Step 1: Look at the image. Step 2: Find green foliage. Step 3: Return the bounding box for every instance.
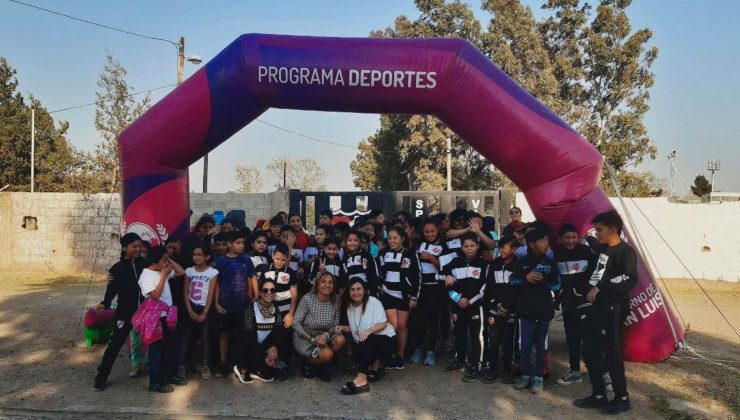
[353,0,659,195]
[0,57,84,192]
[92,54,151,192]
[602,170,664,197]
[690,175,711,197]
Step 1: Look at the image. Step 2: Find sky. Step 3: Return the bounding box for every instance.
[1,0,738,194]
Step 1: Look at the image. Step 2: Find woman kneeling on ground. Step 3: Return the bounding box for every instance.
[336,279,397,395]
[235,278,291,383]
[292,272,346,381]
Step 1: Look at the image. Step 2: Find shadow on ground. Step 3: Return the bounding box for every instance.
[0,273,737,419]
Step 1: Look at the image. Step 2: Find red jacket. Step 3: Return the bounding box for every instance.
[295,230,310,251]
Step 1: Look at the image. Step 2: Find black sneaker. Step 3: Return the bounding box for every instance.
[275,368,289,382]
[483,368,497,384]
[573,395,609,409]
[169,375,188,386]
[462,368,481,382]
[317,364,333,382]
[502,369,514,383]
[250,370,274,382]
[445,360,466,372]
[93,378,108,391]
[602,397,631,415]
[148,383,174,393]
[233,366,253,384]
[213,365,225,378]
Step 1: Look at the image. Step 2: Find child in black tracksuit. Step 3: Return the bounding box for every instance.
[410,218,449,366]
[93,232,145,391]
[306,238,347,293]
[483,235,519,384]
[574,211,638,415]
[511,229,560,393]
[554,224,597,385]
[442,232,487,382]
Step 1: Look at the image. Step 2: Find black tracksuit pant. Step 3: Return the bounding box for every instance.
[95,318,132,382]
[563,307,584,372]
[486,314,515,375]
[453,305,484,370]
[413,284,446,352]
[582,303,630,398]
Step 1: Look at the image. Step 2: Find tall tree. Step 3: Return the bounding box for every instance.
[690,175,711,197]
[266,156,327,191]
[0,58,83,192]
[353,0,660,197]
[233,164,264,193]
[93,54,151,192]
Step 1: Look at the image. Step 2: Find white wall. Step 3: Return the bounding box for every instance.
[515,193,740,281]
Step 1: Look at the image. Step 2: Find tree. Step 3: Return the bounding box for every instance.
[690,175,711,197]
[93,54,151,192]
[0,58,83,192]
[266,157,327,191]
[233,164,263,193]
[353,0,659,196]
[602,170,664,197]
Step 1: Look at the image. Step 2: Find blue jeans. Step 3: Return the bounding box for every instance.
[147,318,179,386]
[518,319,550,377]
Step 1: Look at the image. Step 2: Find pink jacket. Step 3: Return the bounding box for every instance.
[132,298,177,345]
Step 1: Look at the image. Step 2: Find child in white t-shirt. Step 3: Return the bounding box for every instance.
[138,246,186,393]
[181,245,219,379]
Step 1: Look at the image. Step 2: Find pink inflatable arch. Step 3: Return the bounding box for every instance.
[119,34,683,362]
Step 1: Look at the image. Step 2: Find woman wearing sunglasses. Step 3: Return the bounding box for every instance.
[234,279,290,383]
[502,206,524,236]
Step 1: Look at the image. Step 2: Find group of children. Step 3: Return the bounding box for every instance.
[92,207,637,415]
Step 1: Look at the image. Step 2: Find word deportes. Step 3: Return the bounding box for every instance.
[257,66,437,89]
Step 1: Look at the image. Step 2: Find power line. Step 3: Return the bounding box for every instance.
[48,84,176,114]
[6,0,177,46]
[254,119,359,150]
[627,197,740,340]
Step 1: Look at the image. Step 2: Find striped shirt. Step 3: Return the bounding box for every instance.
[307,253,347,290]
[249,251,272,279]
[417,241,447,285]
[343,249,380,294]
[378,248,421,300]
[260,264,297,314]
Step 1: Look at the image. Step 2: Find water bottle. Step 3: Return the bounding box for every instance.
[448,290,462,303]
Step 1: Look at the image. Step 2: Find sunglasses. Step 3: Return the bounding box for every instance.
[261,288,275,294]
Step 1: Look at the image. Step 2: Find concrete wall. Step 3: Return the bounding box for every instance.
[515,193,740,281]
[0,192,122,272]
[0,190,290,272]
[189,189,290,228]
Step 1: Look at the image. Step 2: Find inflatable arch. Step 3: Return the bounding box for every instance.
[119,34,684,362]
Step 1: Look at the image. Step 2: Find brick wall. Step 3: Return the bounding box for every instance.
[515,193,740,281]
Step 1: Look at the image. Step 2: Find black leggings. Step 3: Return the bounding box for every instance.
[351,334,396,374]
[240,332,292,375]
[413,284,446,352]
[582,304,630,398]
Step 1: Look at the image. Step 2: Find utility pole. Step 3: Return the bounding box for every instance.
[283,161,287,188]
[446,137,452,191]
[707,160,720,193]
[667,150,677,198]
[173,36,205,192]
[30,108,35,193]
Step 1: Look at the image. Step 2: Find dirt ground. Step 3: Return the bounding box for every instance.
[0,270,737,419]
